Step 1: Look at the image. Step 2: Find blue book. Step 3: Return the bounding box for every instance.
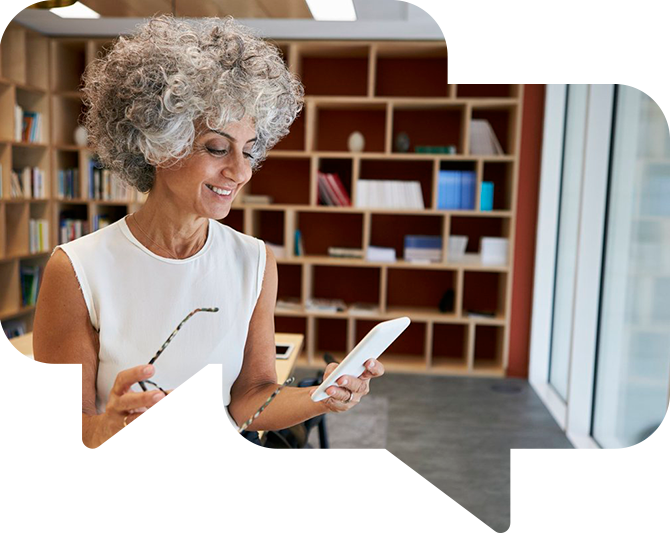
[481,181,494,211]
[460,170,476,210]
[438,170,461,210]
[404,235,443,249]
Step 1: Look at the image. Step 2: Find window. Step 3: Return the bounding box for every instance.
[592,0,670,514]
[549,31,591,400]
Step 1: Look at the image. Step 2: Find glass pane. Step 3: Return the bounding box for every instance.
[548,85,589,401]
[592,86,670,448]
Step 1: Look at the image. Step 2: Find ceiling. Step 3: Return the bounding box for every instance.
[12,0,444,40]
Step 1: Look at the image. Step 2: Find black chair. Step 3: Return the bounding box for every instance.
[264,354,337,533]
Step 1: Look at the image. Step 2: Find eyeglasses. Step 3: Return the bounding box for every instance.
[139,307,293,459]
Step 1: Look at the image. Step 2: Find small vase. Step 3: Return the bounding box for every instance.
[74,125,88,147]
[347,131,365,153]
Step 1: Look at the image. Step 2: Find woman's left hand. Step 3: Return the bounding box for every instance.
[321,358,385,413]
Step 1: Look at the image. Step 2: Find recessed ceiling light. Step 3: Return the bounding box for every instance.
[49,1,101,19]
[306,0,357,21]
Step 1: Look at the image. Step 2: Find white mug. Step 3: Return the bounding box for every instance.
[0,358,23,391]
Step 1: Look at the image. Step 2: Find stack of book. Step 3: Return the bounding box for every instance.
[20,264,43,306]
[318,171,351,207]
[60,218,89,244]
[3,320,26,339]
[404,235,443,263]
[10,167,46,198]
[366,246,396,263]
[305,298,347,313]
[355,180,424,209]
[469,119,504,155]
[57,168,80,199]
[437,170,476,210]
[328,247,364,259]
[14,105,43,143]
[275,297,302,312]
[89,158,135,201]
[29,218,49,253]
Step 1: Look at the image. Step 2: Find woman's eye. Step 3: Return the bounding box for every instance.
[243,152,254,160]
[206,147,227,155]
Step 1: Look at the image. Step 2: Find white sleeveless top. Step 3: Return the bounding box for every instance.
[54,215,266,422]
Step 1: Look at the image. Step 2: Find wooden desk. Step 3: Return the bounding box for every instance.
[0,333,303,533]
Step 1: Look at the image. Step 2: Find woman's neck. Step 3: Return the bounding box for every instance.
[127,191,209,260]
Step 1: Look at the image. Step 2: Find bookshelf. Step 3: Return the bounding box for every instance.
[0,25,523,378]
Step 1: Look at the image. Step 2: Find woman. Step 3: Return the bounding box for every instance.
[33,15,384,448]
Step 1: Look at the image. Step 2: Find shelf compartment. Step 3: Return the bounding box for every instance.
[1,24,26,84]
[273,109,305,151]
[252,209,285,249]
[318,158,353,206]
[360,159,433,208]
[58,203,89,244]
[0,83,14,141]
[462,271,507,319]
[277,263,302,303]
[356,318,427,365]
[0,260,20,316]
[51,40,87,92]
[54,150,82,200]
[392,104,465,154]
[297,44,369,97]
[218,208,244,233]
[375,44,448,98]
[456,46,521,98]
[449,216,509,256]
[314,103,386,153]
[25,32,49,90]
[312,265,380,306]
[297,211,364,257]
[16,88,49,144]
[248,157,310,205]
[482,161,514,211]
[370,213,443,261]
[315,316,348,356]
[471,106,518,156]
[431,323,469,369]
[51,95,85,146]
[5,203,29,256]
[387,267,456,314]
[472,324,505,372]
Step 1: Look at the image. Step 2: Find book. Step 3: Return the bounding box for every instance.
[404,235,443,262]
[437,170,476,210]
[29,219,50,253]
[275,297,302,312]
[481,181,494,211]
[366,246,396,263]
[325,173,352,206]
[14,105,23,142]
[294,229,304,256]
[20,265,42,306]
[241,194,273,205]
[355,180,424,209]
[469,119,504,155]
[349,302,380,316]
[305,298,347,313]
[328,247,364,259]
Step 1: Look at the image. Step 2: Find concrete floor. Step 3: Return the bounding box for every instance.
[293,368,573,532]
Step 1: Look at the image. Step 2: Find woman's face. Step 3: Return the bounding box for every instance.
[157,116,257,220]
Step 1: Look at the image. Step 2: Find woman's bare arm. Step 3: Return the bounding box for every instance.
[230,244,385,432]
[33,249,163,448]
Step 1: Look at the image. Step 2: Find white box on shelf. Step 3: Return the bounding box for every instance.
[447,235,468,262]
[480,237,509,266]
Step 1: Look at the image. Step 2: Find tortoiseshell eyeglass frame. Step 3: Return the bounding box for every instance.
[138,307,294,459]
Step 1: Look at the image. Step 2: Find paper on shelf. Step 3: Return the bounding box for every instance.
[0,355,42,396]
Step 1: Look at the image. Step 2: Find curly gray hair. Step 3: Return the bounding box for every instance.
[81,15,304,193]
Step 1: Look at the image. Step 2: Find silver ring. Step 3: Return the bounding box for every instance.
[345,390,354,404]
[123,415,140,431]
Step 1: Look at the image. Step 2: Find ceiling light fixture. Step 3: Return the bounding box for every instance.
[0,0,77,9]
[305,0,357,21]
[50,2,101,19]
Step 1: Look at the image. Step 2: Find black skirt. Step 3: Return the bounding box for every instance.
[78,432,294,533]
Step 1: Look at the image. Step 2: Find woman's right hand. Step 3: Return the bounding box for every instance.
[104,364,167,431]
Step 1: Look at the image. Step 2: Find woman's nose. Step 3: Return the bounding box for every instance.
[222,152,252,183]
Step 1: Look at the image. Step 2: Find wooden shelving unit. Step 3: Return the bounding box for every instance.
[0,26,523,377]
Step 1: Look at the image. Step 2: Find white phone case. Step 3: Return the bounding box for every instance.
[310,316,411,402]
